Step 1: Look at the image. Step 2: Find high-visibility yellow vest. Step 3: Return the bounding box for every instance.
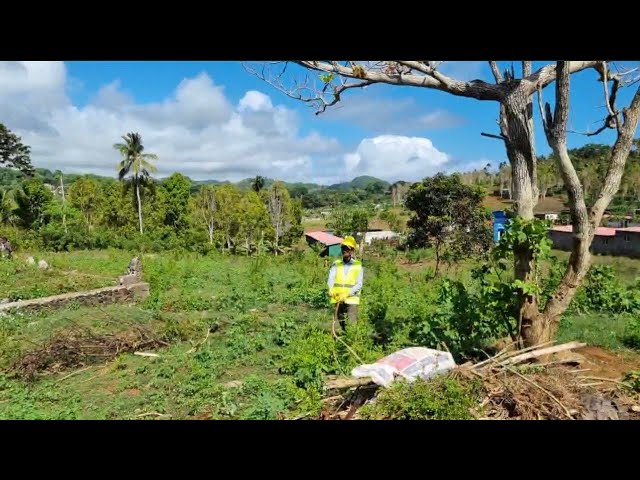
[330,259,362,305]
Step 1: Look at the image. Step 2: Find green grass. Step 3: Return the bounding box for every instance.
[557,313,634,350]
[0,250,344,419]
[1,247,639,420]
[553,250,640,284]
[0,249,130,301]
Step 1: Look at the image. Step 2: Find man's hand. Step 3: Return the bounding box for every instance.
[336,293,347,303]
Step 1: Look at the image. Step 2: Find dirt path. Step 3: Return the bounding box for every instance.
[576,346,640,379]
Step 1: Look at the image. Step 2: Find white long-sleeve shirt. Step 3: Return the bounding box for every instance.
[327,258,364,296]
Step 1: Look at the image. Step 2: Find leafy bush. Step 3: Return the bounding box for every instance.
[359,376,481,420]
[279,325,337,391]
[621,316,640,350]
[237,376,299,420]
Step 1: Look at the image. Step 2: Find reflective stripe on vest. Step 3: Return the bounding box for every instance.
[330,259,362,305]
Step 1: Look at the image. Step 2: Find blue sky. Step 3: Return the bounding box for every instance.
[2,61,638,185]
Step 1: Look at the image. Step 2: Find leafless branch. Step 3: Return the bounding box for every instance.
[526,61,600,92]
[396,61,430,75]
[294,61,504,101]
[489,61,503,83]
[242,61,373,114]
[481,132,508,142]
[522,61,532,78]
[552,64,570,144]
[568,123,609,137]
[541,62,588,234]
[537,87,548,132]
[601,62,616,118]
[590,85,640,224]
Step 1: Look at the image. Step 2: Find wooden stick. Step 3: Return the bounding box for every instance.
[136,411,170,418]
[472,340,555,370]
[500,342,586,366]
[325,377,374,390]
[134,351,160,358]
[578,376,627,385]
[54,366,93,384]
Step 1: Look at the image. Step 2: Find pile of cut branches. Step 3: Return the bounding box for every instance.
[9,325,168,380]
[319,341,640,420]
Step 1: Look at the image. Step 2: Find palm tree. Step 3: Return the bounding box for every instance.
[0,188,18,226]
[251,175,265,193]
[113,132,158,234]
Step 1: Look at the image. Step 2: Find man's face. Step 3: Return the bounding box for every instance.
[341,246,352,262]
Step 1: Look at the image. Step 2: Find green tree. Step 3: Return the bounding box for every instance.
[537,159,559,200]
[113,132,158,234]
[159,173,192,231]
[214,184,242,251]
[286,198,304,245]
[380,209,404,233]
[0,123,34,175]
[252,175,266,193]
[0,188,18,226]
[405,173,491,273]
[68,176,101,231]
[238,191,271,253]
[326,208,353,237]
[15,178,53,229]
[99,181,136,232]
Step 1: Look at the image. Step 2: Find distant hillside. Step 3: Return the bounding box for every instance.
[0,167,388,194]
[327,175,390,191]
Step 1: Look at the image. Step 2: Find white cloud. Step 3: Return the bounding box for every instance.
[343,135,451,182]
[238,91,273,112]
[318,93,465,133]
[0,62,343,183]
[0,62,489,185]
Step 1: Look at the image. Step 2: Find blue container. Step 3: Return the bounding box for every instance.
[493,210,508,242]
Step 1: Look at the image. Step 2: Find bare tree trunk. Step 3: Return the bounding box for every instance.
[60,175,67,234]
[208,223,214,244]
[501,86,543,345]
[136,182,144,234]
[533,62,640,345]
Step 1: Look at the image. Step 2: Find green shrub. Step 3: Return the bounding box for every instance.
[621,317,640,350]
[279,325,337,391]
[359,376,481,420]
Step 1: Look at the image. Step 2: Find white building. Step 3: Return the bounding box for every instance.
[359,230,400,245]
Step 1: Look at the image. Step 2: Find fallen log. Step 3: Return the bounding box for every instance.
[499,342,586,367]
[324,376,375,391]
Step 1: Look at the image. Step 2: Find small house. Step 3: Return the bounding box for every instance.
[304,231,344,257]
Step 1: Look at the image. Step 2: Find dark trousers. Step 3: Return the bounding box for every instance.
[337,303,358,331]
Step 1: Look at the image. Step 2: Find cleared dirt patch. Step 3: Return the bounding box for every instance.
[9,326,167,380]
[577,346,640,379]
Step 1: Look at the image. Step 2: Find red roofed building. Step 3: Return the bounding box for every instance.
[304,231,345,257]
[549,225,640,257]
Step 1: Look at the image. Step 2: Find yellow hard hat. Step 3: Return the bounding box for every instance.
[341,235,358,250]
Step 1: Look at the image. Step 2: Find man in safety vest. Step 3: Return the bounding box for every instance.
[328,235,364,331]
